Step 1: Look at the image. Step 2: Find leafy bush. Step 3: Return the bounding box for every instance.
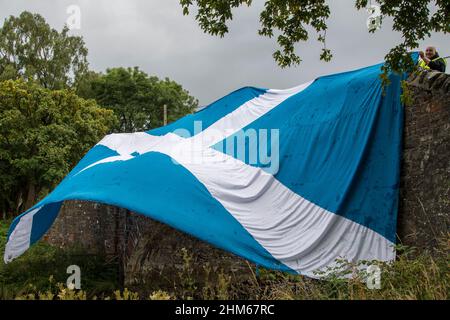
[0,219,120,299]
[0,79,117,216]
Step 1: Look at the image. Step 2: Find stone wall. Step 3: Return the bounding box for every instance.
[397,71,450,248]
[44,71,450,291]
[122,214,255,296]
[43,201,127,256]
[44,201,255,294]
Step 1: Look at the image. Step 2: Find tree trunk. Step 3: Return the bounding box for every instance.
[15,190,23,214]
[24,182,36,211]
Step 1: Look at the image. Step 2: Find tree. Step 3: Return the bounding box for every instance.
[81,67,198,133]
[180,0,449,74]
[0,11,89,89]
[75,70,102,99]
[0,79,117,217]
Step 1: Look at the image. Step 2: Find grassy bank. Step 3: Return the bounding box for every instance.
[1,219,448,300]
[0,219,120,299]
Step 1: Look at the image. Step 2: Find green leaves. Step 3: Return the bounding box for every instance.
[180,0,331,68]
[368,0,448,80]
[260,0,331,68]
[0,12,198,219]
[0,79,117,215]
[180,0,448,72]
[180,0,253,37]
[0,13,198,216]
[80,67,198,133]
[0,11,89,90]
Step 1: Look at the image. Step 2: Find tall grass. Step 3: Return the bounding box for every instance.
[1,219,448,300]
[255,240,449,300]
[0,219,120,299]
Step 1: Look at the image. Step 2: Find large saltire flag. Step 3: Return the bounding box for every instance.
[4,57,411,277]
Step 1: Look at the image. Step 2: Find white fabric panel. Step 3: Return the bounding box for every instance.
[76,132,163,175]
[4,206,41,263]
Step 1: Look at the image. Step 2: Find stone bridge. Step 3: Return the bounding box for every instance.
[43,71,450,293]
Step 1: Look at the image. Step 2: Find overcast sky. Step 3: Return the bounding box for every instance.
[1,0,448,105]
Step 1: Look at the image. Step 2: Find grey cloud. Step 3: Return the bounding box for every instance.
[1,0,448,105]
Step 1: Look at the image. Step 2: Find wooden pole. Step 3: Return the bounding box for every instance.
[163,104,167,126]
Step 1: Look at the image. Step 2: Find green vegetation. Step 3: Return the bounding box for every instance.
[0,79,117,217]
[0,219,120,300]
[180,0,448,75]
[257,242,448,300]
[152,240,449,300]
[79,67,198,133]
[1,219,447,300]
[0,12,198,217]
[0,11,88,89]
[0,12,198,298]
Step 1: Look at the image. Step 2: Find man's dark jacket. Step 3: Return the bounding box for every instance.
[428,52,446,72]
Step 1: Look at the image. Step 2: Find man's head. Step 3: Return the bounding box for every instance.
[425,46,437,59]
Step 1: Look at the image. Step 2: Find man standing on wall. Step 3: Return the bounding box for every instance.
[418,46,447,72]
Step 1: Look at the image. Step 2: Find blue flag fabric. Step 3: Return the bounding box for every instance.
[4,58,411,277]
